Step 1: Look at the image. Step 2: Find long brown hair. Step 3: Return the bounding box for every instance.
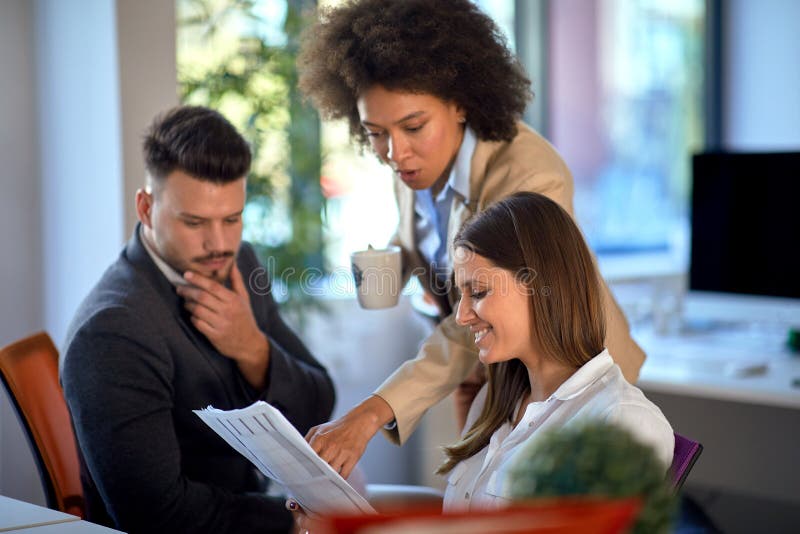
[438,192,606,475]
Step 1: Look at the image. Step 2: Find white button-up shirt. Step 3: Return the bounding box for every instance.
[414,127,476,275]
[442,350,674,512]
[139,225,188,288]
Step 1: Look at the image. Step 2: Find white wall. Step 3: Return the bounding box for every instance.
[0,0,177,503]
[34,0,178,348]
[117,0,179,235]
[724,0,800,149]
[36,0,126,348]
[0,0,46,505]
[0,0,43,348]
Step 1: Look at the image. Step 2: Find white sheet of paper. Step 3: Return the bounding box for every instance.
[194,401,376,516]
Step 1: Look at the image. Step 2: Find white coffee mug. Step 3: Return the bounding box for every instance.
[350,246,402,309]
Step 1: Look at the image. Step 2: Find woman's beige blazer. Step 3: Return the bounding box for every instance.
[376,122,645,444]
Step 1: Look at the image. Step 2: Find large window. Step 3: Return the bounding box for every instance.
[176,0,707,306]
[177,0,323,307]
[321,0,707,270]
[548,0,706,256]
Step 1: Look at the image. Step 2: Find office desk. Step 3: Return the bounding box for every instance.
[0,496,122,533]
[5,521,122,533]
[635,326,800,533]
[636,326,800,409]
[0,495,78,532]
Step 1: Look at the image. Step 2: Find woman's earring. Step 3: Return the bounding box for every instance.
[458,116,466,124]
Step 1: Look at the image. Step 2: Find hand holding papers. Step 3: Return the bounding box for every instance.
[194,401,376,516]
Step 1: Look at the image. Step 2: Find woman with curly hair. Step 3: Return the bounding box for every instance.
[298,0,645,479]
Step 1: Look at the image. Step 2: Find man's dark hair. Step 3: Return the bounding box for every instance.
[297,0,531,145]
[143,105,251,184]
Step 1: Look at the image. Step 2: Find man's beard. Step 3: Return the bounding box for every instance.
[191,251,236,283]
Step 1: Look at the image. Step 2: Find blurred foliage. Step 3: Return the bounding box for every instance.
[177,0,324,315]
[508,421,677,534]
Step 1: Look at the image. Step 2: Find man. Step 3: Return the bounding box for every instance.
[61,106,335,534]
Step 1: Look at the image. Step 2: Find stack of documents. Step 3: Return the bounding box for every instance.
[194,401,376,516]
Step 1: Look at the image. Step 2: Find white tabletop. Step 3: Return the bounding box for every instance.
[635,324,800,409]
[0,496,124,533]
[5,520,123,533]
[0,495,79,532]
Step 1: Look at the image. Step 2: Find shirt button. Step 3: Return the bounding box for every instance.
[465,492,470,499]
[528,421,534,427]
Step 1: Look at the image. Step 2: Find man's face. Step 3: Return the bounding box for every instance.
[138,170,246,283]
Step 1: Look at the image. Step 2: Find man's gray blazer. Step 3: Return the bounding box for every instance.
[61,227,335,534]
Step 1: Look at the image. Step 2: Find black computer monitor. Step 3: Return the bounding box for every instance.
[686,151,800,324]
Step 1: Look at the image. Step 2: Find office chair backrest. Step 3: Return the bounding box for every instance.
[670,432,703,492]
[0,332,84,518]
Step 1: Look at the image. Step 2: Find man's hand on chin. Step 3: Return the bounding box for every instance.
[177,265,270,389]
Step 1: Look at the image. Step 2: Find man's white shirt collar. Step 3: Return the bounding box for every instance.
[139,225,188,287]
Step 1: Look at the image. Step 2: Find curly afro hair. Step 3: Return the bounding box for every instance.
[297,0,531,146]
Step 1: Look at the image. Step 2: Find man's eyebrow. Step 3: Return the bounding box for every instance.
[177,210,243,220]
[177,212,206,220]
[361,111,426,128]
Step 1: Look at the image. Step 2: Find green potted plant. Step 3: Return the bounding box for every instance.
[507,421,677,534]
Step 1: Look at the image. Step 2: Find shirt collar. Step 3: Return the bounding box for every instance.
[550,349,614,401]
[138,225,188,288]
[437,126,476,203]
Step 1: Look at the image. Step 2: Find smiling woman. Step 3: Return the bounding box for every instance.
[438,193,673,513]
[453,249,534,366]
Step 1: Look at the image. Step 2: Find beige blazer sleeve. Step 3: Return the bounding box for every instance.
[376,123,645,445]
[375,313,479,444]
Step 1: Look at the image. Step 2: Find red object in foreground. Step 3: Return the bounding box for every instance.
[318,496,641,534]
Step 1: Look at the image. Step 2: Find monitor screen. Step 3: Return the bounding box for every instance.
[690,152,800,305]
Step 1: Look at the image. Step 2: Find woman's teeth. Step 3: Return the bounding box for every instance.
[474,328,490,344]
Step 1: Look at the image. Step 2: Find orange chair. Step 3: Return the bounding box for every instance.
[0,332,84,518]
